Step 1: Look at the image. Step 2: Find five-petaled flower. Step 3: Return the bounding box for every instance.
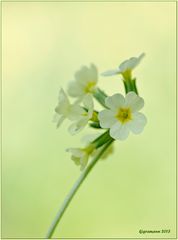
[98,92,147,140]
[101,53,145,79]
[54,88,83,128]
[54,89,95,135]
[68,64,98,101]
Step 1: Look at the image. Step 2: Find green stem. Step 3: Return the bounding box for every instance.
[123,78,138,95]
[132,78,138,95]
[93,88,108,108]
[46,138,114,239]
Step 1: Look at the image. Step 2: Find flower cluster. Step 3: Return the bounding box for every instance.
[54,53,147,170]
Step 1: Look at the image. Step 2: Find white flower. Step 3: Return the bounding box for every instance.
[82,133,114,160]
[68,64,98,100]
[54,88,83,128]
[68,94,94,135]
[101,53,145,78]
[98,92,147,140]
[67,145,94,170]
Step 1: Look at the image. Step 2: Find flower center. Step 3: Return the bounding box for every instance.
[84,81,96,93]
[115,107,132,124]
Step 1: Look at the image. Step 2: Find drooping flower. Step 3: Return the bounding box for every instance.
[54,88,83,128]
[68,94,94,135]
[82,133,114,160]
[68,64,98,101]
[101,53,145,79]
[98,92,147,140]
[66,144,95,170]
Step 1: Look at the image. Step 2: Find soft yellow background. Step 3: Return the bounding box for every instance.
[2,2,176,238]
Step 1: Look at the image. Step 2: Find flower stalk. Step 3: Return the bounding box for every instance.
[49,54,147,237]
[46,138,114,239]
[93,88,108,108]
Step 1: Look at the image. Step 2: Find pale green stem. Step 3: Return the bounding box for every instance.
[46,139,114,239]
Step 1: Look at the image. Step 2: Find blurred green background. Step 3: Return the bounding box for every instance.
[2,1,176,238]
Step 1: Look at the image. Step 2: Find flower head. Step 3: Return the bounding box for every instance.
[101,53,145,79]
[66,144,95,170]
[68,94,94,135]
[54,88,83,128]
[82,133,114,160]
[98,92,147,140]
[68,64,98,100]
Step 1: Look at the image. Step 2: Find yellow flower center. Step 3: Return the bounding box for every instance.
[115,107,132,124]
[84,81,96,93]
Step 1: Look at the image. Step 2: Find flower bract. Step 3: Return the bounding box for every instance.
[98,92,147,140]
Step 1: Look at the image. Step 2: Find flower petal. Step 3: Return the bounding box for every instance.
[67,104,84,121]
[119,53,145,72]
[66,148,83,158]
[75,65,97,86]
[55,88,70,115]
[53,114,65,128]
[68,118,88,135]
[89,63,98,83]
[98,109,117,128]
[81,133,101,144]
[110,122,129,140]
[68,81,84,97]
[82,94,94,118]
[101,68,121,77]
[125,92,144,112]
[105,93,125,110]
[83,94,94,110]
[127,112,147,134]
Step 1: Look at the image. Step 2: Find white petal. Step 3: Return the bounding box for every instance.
[75,66,88,84]
[56,116,65,128]
[101,68,121,77]
[81,133,101,144]
[55,88,70,115]
[82,94,94,119]
[66,148,83,158]
[67,104,84,121]
[138,52,145,62]
[127,112,147,134]
[53,114,65,128]
[105,93,125,110]
[83,94,94,110]
[77,64,98,84]
[119,53,145,72]
[110,122,129,140]
[68,81,84,97]
[68,118,88,135]
[119,58,137,72]
[125,92,144,112]
[98,110,117,128]
[89,63,98,83]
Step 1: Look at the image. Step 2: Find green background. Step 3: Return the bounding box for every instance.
[2,1,176,238]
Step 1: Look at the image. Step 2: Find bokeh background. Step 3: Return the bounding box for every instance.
[2,1,176,238]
